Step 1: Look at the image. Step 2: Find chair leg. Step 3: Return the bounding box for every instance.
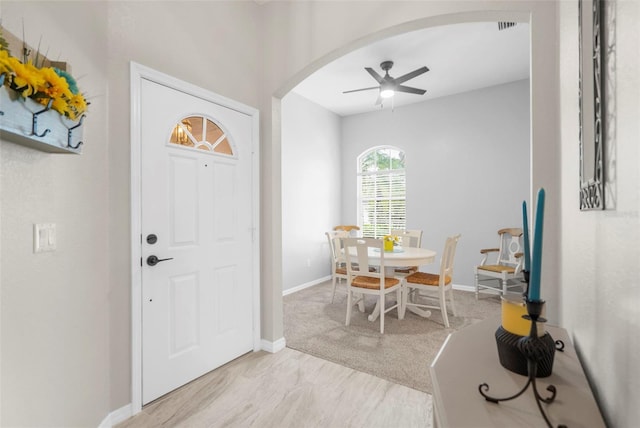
[357,293,365,312]
[345,288,352,326]
[440,290,450,328]
[475,273,479,300]
[448,288,458,317]
[397,287,404,320]
[379,294,385,334]
[502,278,508,295]
[331,274,337,303]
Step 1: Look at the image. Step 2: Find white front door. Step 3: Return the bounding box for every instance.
[140,78,255,404]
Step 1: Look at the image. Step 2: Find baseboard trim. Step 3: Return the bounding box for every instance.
[282,276,330,296]
[452,284,475,292]
[261,337,286,353]
[98,403,133,428]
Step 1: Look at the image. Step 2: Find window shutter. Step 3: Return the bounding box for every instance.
[358,159,406,239]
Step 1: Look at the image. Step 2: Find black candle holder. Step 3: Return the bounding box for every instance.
[479,299,566,428]
[522,269,530,288]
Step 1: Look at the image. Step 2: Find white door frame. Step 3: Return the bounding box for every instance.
[129,62,260,413]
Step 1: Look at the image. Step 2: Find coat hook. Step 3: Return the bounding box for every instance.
[67,114,85,150]
[32,99,53,138]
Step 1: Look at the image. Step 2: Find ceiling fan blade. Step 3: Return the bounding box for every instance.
[343,86,379,94]
[365,67,384,84]
[394,66,429,84]
[395,85,426,95]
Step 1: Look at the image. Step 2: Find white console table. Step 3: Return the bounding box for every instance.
[430,317,605,427]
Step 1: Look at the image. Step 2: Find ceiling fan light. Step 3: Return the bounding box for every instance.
[380,89,395,98]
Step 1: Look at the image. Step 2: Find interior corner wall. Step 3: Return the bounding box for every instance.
[0,2,110,426]
[341,80,531,287]
[281,92,342,292]
[559,1,640,426]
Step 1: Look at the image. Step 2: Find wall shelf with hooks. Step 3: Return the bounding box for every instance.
[0,84,83,154]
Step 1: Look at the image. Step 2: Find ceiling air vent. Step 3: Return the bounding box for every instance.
[498,22,517,31]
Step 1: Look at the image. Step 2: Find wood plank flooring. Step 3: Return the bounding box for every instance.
[117,347,432,427]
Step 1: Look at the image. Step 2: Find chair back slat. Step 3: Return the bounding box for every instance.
[391,229,423,248]
[343,237,383,280]
[325,231,348,263]
[440,234,461,284]
[497,228,523,266]
[334,225,360,237]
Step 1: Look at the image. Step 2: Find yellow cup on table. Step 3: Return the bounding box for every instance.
[501,295,545,337]
[383,235,397,252]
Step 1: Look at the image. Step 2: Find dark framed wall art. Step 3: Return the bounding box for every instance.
[578,0,604,210]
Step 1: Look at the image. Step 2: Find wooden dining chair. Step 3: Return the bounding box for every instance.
[333,225,360,237]
[343,237,402,334]
[391,229,423,275]
[402,234,461,328]
[325,230,349,303]
[474,228,525,298]
[391,229,423,248]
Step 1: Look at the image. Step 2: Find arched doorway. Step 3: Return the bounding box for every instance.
[272,10,534,347]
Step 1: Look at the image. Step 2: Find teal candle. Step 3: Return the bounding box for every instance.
[528,188,545,301]
[522,201,531,272]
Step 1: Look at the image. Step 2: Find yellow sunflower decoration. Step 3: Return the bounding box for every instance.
[0,30,88,121]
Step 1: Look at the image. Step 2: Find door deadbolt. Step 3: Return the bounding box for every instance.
[146,255,174,266]
[146,234,158,245]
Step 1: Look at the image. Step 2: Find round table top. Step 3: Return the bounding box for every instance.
[348,246,436,268]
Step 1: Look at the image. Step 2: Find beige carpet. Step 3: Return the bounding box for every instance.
[284,280,503,394]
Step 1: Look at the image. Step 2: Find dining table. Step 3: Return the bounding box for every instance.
[347,246,437,321]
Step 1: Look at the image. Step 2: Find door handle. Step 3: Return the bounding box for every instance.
[146,255,174,266]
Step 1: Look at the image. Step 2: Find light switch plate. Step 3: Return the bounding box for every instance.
[34,223,56,253]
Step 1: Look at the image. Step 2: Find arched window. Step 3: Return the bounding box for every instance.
[357,146,406,238]
[169,115,234,156]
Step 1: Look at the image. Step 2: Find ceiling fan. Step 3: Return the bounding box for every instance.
[343,61,429,105]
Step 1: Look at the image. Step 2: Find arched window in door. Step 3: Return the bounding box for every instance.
[357,146,406,238]
[169,115,234,156]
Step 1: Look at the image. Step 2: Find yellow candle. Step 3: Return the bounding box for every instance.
[501,295,545,337]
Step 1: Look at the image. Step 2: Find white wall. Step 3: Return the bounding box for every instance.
[342,80,530,287]
[1,2,110,425]
[559,1,640,426]
[281,92,342,291]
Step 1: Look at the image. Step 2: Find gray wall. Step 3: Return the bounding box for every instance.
[341,80,531,287]
[281,92,342,292]
[282,80,530,290]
